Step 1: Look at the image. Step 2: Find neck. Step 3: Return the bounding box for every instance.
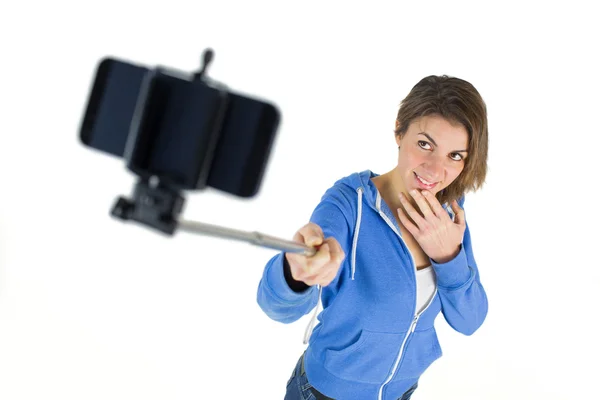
[373,169,417,214]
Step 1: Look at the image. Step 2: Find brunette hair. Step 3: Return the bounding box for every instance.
[395,75,489,205]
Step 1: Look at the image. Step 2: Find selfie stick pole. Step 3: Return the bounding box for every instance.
[176,218,317,256]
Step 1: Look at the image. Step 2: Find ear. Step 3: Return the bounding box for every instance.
[395,133,402,148]
[394,120,403,147]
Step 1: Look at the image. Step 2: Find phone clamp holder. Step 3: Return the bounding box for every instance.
[111,177,184,235]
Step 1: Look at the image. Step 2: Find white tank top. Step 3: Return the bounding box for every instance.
[416,266,437,314]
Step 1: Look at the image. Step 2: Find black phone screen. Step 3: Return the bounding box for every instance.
[80,58,148,158]
[126,71,227,189]
[79,57,280,197]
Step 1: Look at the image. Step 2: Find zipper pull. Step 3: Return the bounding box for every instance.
[411,316,419,333]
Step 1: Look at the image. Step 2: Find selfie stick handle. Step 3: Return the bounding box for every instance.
[176,218,317,257]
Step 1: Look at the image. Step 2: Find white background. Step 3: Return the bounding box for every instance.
[1,1,599,399]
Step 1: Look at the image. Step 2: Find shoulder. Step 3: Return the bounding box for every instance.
[323,170,374,197]
[309,170,371,222]
[315,170,373,213]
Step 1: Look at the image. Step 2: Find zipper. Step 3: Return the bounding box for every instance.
[377,313,418,400]
[378,287,438,400]
[375,197,437,400]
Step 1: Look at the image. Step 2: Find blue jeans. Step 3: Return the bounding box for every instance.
[284,353,418,400]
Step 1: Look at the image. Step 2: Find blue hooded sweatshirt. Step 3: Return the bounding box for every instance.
[257,170,488,400]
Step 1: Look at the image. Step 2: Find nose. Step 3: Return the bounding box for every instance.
[423,157,444,180]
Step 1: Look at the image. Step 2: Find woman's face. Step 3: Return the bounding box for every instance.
[395,114,469,196]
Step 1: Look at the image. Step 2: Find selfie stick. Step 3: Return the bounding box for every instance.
[111,179,317,257]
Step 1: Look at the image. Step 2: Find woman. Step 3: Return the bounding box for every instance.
[257,75,489,400]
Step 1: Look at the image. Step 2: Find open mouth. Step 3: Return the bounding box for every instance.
[414,172,437,189]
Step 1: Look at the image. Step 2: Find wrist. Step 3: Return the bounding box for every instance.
[431,245,461,264]
[283,253,310,293]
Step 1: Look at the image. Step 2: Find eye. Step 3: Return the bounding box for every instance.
[450,153,463,161]
[417,140,431,150]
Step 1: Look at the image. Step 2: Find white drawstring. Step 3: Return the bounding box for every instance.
[351,188,363,280]
[445,203,455,221]
[303,285,322,345]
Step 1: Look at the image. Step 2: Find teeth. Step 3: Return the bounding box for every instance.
[416,173,435,186]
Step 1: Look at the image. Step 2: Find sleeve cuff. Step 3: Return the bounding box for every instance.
[266,253,315,302]
[430,245,473,289]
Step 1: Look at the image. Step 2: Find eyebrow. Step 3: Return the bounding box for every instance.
[418,132,468,153]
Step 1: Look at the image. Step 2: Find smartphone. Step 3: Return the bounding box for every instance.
[79,57,281,197]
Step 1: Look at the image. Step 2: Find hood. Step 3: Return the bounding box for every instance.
[334,170,381,212]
